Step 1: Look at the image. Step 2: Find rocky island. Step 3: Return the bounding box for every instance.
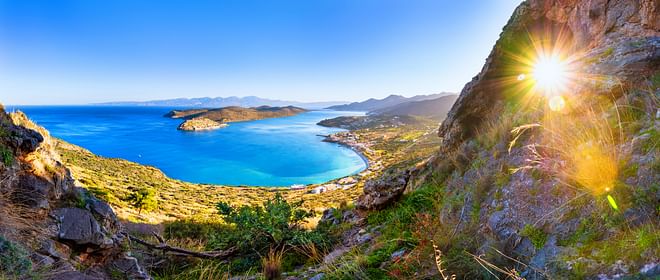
[177,117,227,131]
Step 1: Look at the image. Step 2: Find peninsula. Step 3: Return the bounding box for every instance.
[166,105,308,131]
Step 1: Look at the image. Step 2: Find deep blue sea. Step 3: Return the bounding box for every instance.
[7,106,367,187]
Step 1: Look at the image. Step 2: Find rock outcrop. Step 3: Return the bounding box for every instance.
[0,105,150,279]
[177,117,227,131]
[438,0,659,150]
[356,172,408,210]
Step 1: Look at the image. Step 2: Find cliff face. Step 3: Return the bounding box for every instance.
[351,0,658,279]
[0,106,150,279]
[439,0,659,150]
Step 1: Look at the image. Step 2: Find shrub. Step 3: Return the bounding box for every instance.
[126,187,158,214]
[0,236,32,278]
[0,145,12,167]
[213,193,328,264]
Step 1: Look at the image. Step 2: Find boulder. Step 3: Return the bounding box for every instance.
[356,173,408,210]
[38,239,71,260]
[52,208,108,246]
[110,255,152,280]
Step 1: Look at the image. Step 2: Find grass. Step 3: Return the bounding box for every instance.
[262,248,285,280]
[520,224,548,250]
[0,145,12,166]
[0,236,33,279]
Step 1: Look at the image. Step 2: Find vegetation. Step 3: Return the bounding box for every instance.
[153,194,333,279]
[127,186,159,214]
[520,224,548,250]
[0,145,11,166]
[0,236,33,279]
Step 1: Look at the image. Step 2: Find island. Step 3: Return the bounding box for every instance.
[177,117,227,131]
[166,105,308,131]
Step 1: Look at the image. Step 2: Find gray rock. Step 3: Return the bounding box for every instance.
[320,208,340,225]
[323,246,350,264]
[31,252,55,267]
[13,174,53,208]
[38,239,70,260]
[110,255,152,280]
[523,236,560,279]
[309,273,325,280]
[356,173,408,210]
[52,208,107,246]
[357,233,372,244]
[390,249,406,261]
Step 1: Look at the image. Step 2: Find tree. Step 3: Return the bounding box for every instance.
[215,193,320,252]
[127,187,158,215]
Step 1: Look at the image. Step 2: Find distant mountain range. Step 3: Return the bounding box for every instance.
[370,94,458,120]
[96,96,347,110]
[325,93,453,111]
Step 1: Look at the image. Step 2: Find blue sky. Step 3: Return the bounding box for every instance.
[0,0,521,105]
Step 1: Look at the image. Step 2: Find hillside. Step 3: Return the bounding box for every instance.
[326,93,452,111]
[98,96,347,110]
[0,107,150,279]
[370,94,458,120]
[165,105,308,123]
[322,0,659,279]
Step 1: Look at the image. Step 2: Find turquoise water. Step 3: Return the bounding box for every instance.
[8,106,367,187]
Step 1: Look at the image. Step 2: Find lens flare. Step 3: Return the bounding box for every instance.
[570,142,618,196]
[533,55,568,94]
[548,95,566,111]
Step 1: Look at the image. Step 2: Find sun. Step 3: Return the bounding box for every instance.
[532,54,568,95]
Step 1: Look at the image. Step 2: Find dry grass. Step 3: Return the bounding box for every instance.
[261,247,285,280]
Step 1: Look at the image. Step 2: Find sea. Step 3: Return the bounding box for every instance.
[6,106,367,187]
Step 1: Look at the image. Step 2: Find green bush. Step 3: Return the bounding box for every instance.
[211,193,330,270]
[126,187,158,214]
[0,145,12,166]
[0,236,33,278]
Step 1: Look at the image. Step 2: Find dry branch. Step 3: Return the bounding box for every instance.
[128,232,238,260]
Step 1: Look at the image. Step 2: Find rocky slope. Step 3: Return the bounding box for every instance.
[166,105,307,123]
[317,0,659,279]
[0,106,150,279]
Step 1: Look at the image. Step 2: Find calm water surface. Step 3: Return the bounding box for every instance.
[8,106,367,187]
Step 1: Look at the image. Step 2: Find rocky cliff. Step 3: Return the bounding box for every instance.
[439,0,658,150]
[347,0,659,279]
[0,106,150,279]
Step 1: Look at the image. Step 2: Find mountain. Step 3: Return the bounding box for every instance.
[353,0,659,279]
[369,94,458,120]
[166,105,308,123]
[325,93,453,111]
[97,96,347,110]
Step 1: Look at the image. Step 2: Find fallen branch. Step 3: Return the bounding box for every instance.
[128,232,238,260]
